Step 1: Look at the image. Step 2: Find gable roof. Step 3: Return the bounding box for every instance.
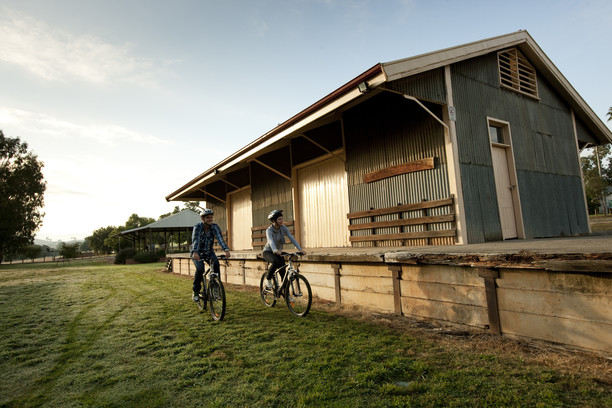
[166,30,612,202]
[121,209,201,235]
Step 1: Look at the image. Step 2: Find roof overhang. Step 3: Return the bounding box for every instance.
[382,30,612,147]
[167,30,612,203]
[166,64,387,202]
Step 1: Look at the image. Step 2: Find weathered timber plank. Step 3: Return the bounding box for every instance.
[347,197,453,219]
[349,214,455,231]
[349,229,456,242]
[251,221,294,232]
[400,296,488,327]
[363,157,435,183]
[498,310,612,354]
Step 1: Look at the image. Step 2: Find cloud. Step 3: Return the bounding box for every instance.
[0,8,160,87]
[0,107,172,146]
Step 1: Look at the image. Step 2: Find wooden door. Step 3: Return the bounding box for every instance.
[297,157,350,247]
[492,146,518,239]
[230,189,253,250]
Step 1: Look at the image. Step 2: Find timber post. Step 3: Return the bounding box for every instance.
[331,263,342,304]
[388,264,403,316]
[478,268,501,335]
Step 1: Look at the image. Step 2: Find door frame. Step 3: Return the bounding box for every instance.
[487,117,525,239]
[227,186,252,250]
[292,149,350,247]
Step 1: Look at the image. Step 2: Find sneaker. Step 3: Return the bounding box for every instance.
[192,292,199,302]
[265,279,274,290]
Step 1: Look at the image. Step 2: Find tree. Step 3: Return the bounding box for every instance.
[0,130,46,263]
[607,107,612,122]
[59,242,80,260]
[86,226,116,255]
[581,144,611,214]
[21,244,42,262]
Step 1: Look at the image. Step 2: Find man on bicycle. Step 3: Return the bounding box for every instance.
[191,209,231,301]
[262,209,306,289]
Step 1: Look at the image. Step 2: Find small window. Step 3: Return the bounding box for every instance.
[489,125,504,144]
[497,48,539,99]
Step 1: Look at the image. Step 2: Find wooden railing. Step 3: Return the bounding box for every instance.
[347,196,456,246]
[251,221,295,248]
[213,231,229,251]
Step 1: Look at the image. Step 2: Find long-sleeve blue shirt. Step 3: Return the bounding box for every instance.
[191,222,229,256]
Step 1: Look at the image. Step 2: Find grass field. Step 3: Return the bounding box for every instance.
[590,214,612,232]
[1,260,610,407]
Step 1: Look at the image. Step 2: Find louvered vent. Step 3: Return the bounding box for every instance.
[498,48,539,99]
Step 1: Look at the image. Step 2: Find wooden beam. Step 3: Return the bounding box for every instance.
[198,188,226,204]
[388,264,403,316]
[349,229,456,242]
[347,197,453,219]
[301,134,345,163]
[363,157,434,183]
[332,263,342,304]
[252,158,292,181]
[348,214,455,231]
[478,268,501,335]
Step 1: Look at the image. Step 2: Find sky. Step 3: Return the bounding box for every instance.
[1,0,611,242]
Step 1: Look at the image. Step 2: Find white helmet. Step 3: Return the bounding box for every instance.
[201,208,214,216]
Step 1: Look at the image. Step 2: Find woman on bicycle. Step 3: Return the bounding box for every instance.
[262,209,306,289]
[191,208,230,301]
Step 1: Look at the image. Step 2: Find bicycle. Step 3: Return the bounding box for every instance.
[195,255,226,321]
[259,252,312,317]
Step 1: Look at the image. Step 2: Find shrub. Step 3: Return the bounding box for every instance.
[133,251,162,264]
[114,248,136,264]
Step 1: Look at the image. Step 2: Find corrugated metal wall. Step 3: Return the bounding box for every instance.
[343,92,452,246]
[451,52,589,242]
[250,155,293,228]
[385,68,447,104]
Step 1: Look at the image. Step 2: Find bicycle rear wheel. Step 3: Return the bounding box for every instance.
[285,274,312,317]
[259,272,276,307]
[208,278,226,321]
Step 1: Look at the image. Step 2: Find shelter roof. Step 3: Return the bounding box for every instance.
[166,30,612,202]
[120,209,201,235]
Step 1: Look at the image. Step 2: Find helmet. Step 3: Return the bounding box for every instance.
[267,209,283,222]
[201,208,214,216]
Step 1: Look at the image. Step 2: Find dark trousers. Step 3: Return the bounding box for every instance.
[191,254,220,293]
[262,251,285,281]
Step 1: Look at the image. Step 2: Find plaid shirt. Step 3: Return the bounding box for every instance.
[190,222,229,256]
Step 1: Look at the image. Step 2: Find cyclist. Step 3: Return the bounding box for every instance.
[191,208,231,301]
[262,209,306,289]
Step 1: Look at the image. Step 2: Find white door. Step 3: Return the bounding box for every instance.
[491,146,518,239]
[230,189,253,250]
[298,157,350,247]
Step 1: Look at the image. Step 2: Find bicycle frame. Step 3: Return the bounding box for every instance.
[260,252,312,317]
[269,253,299,297]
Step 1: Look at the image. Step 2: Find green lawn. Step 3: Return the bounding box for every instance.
[1,260,610,407]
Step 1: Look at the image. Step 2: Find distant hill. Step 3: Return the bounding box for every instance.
[34,238,82,249]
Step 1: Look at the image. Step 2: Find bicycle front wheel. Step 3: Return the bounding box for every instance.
[285,274,312,317]
[259,272,276,307]
[208,278,226,321]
